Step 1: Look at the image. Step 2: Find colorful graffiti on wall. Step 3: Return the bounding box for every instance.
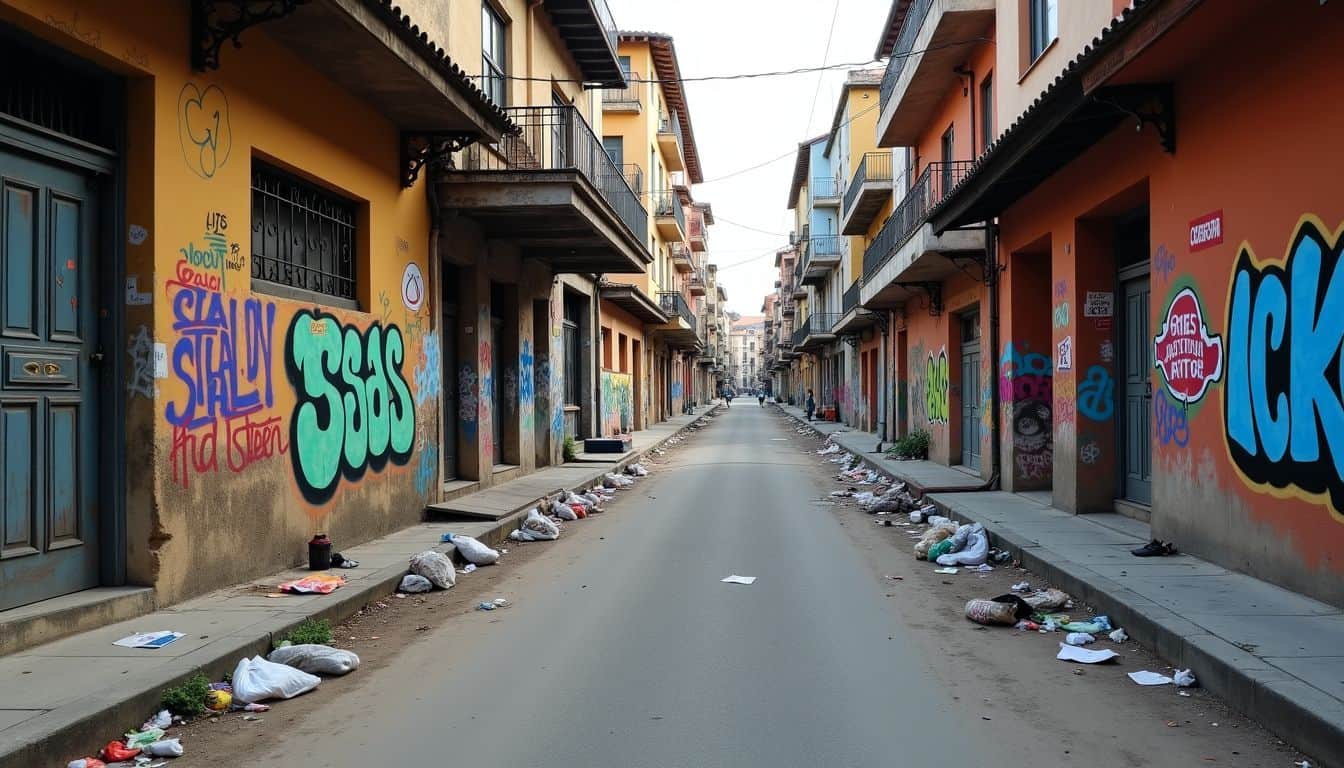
[284,309,415,505]
[1154,287,1223,404]
[1225,217,1344,516]
[601,371,633,435]
[925,347,949,424]
[1000,341,1053,481]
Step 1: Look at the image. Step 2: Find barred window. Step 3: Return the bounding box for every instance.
[251,161,357,302]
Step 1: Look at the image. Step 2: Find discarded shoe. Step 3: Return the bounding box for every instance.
[1131,539,1176,557]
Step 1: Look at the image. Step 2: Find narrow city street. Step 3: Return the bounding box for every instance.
[172,406,1297,767]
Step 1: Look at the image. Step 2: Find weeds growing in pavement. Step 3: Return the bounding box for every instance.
[887,429,931,460]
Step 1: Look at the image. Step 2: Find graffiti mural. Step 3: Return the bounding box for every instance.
[1056,336,1073,371]
[128,326,157,399]
[177,82,232,180]
[1154,244,1176,282]
[414,443,438,497]
[414,331,441,407]
[1052,301,1071,329]
[458,363,478,436]
[1154,287,1223,404]
[1081,440,1101,465]
[165,281,283,488]
[925,347,949,424]
[1001,341,1053,482]
[1077,365,1115,421]
[1225,217,1344,515]
[601,371,633,435]
[477,305,494,460]
[285,309,415,505]
[520,339,535,433]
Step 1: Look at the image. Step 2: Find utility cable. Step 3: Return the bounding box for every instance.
[804,0,844,136]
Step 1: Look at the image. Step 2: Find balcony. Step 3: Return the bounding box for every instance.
[598,282,668,324]
[438,105,650,273]
[789,277,808,300]
[671,243,694,273]
[795,313,841,351]
[657,110,686,172]
[698,344,717,367]
[653,190,686,240]
[602,70,643,112]
[833,279,878,334]
[542,0,624,88]
[688,210,707,252]
[688,269,707,296]
[656,291,700,349]
[860,160,986,309]
[876,0,995,147]
[800,235,844,286]
[811,175,842,208]
[781,298,796,317]
[841,152,894,235]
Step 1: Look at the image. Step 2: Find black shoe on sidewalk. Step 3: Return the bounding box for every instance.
[1132,539,1176,557]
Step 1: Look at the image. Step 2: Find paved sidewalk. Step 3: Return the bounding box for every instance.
[776,404,1343,764]
[0,407,716,768]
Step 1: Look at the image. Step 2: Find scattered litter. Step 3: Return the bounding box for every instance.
[461,563,477,574]
[933,567,959,575]
[1065,632,1096,646]
[408,551,456,589]
[1128,671,1175,686]
[231,655,321,703]
[141,739,184,758]
[1296,761,1313,767]
[509,507,561,541]
[935,523,990,567]
[1014,620,1041,631]
[1056,643,1119,664]
[268,644,360,675]
[331,552,360,569]
[1061,615,1113,633]
[1174,669,1197,687]
[100,741,139,762]
[1178,691,1191,697]
[124,728,164,749]
[965,594,1032,625]
[205,688,232,711]
[242,702,270,712]
[113,631,184,650]
[1023,588,1071,611]
[1011,581,1031,592]
[477,597,512,611]
[884,575,903,581]
[66,759,105,768]
[720,575,757,585]
[276,573,346,595]
[445,533,500,565]
[974,564,994,573]
[1109,628,1129,643]
[142,710,172,732]
[242,714,263,722]
[398,574,433,593]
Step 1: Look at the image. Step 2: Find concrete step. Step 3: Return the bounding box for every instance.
[0,586,155,657]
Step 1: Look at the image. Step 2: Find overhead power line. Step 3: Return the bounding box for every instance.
[804,0,844,136]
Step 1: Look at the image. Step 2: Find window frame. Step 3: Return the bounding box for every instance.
[1029,0,1058,62]
[979,72,994,150]
[250,159,359,308]
[481,2,507,107]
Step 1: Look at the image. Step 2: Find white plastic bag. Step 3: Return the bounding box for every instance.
[399,573,432,593]
[449,534,500,565]
[553,503,578,521]
[268,643,361,675]
[143,738,185,758]
[935,524,989,566]
[409,550,456,589]
[509,507,560,541]
[231,655,320,703]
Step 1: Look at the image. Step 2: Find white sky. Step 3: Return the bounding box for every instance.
[606,0,891,315]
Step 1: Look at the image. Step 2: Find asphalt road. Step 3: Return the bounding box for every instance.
[248,405,993,766]
[242,404,1296,767]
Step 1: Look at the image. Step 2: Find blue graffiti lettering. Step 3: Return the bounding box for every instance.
[1154,390,1190,447]
[165,285,275,429]
[1225,219,1344,512]
[1076,365,1114,421]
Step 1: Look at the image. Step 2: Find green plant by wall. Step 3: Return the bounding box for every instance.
[887,429,931,460]
[161,672,210,718]
[563,436,579,462]
[281,617,332,647]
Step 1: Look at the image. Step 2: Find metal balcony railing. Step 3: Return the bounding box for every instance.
[658,110,685,147]
[592,0,619,61]
[455,105,648,244]
[863,160,974,280]
[843,152,894,215]
[809,235,844,257]
[652,189,686,233]
[842,280,859,315]
[879,0,935,107]
[658,291,696,331]
[602,70,643,109]
[812,175,842,199]
[619,163,644,195]
[791,322,809,348]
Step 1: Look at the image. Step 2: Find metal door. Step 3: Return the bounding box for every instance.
[960,317,981,470]
[1,148,100,610]
[1122,277,1152,503]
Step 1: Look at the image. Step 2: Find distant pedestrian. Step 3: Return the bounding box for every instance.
[805,389,816,421]
[758,390,766,406]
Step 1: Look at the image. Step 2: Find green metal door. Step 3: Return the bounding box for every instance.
[0,147,100,610]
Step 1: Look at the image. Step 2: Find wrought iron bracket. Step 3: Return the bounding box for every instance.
[857,309,889,335]
[402,132,477,188]
[841,333,862,349]
[192,0,307,72]
[896,281,944,316]
[1096,84,1176,154]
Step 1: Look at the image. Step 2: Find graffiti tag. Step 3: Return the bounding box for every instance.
[925,348,949,424]
[178,82,232,179]
[1154,287,1223,404]
[1076,365,1115,421]
[1154,390,1190,447]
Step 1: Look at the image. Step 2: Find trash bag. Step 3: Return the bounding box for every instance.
[913,523,957,559]
[553,503,578,521]
[965,594,1033,626]
[269,643,361,675]
[927,539,955,561]
[449,534,500,565]
[142,739,185,758]
[946,524,973,553]
[1065,632,1096,646]
[409,550,456,589]
[399,574,432,593]
[935,524,989,566]
[1023,588,1070,611]
[232,655,321,703]
[509,508,560,541]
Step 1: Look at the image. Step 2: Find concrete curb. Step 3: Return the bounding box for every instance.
[6,409,718,768]
[775,407,1338,766]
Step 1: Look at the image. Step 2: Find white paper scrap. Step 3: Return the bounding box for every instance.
[720,575,757,585]
[1128,670,1175,686]
[1056,642,1119,664]
[113,631,185,649]
[933,567,959,575]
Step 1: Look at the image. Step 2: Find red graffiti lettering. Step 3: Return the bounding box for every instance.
[173,259,221,292]
[170,413,289,488]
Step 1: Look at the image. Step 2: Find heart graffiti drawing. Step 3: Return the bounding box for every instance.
[178,82,232,179]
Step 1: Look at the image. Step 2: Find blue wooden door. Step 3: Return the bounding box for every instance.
[1,147,100,610]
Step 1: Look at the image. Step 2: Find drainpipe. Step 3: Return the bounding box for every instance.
[916,222,1001,496]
